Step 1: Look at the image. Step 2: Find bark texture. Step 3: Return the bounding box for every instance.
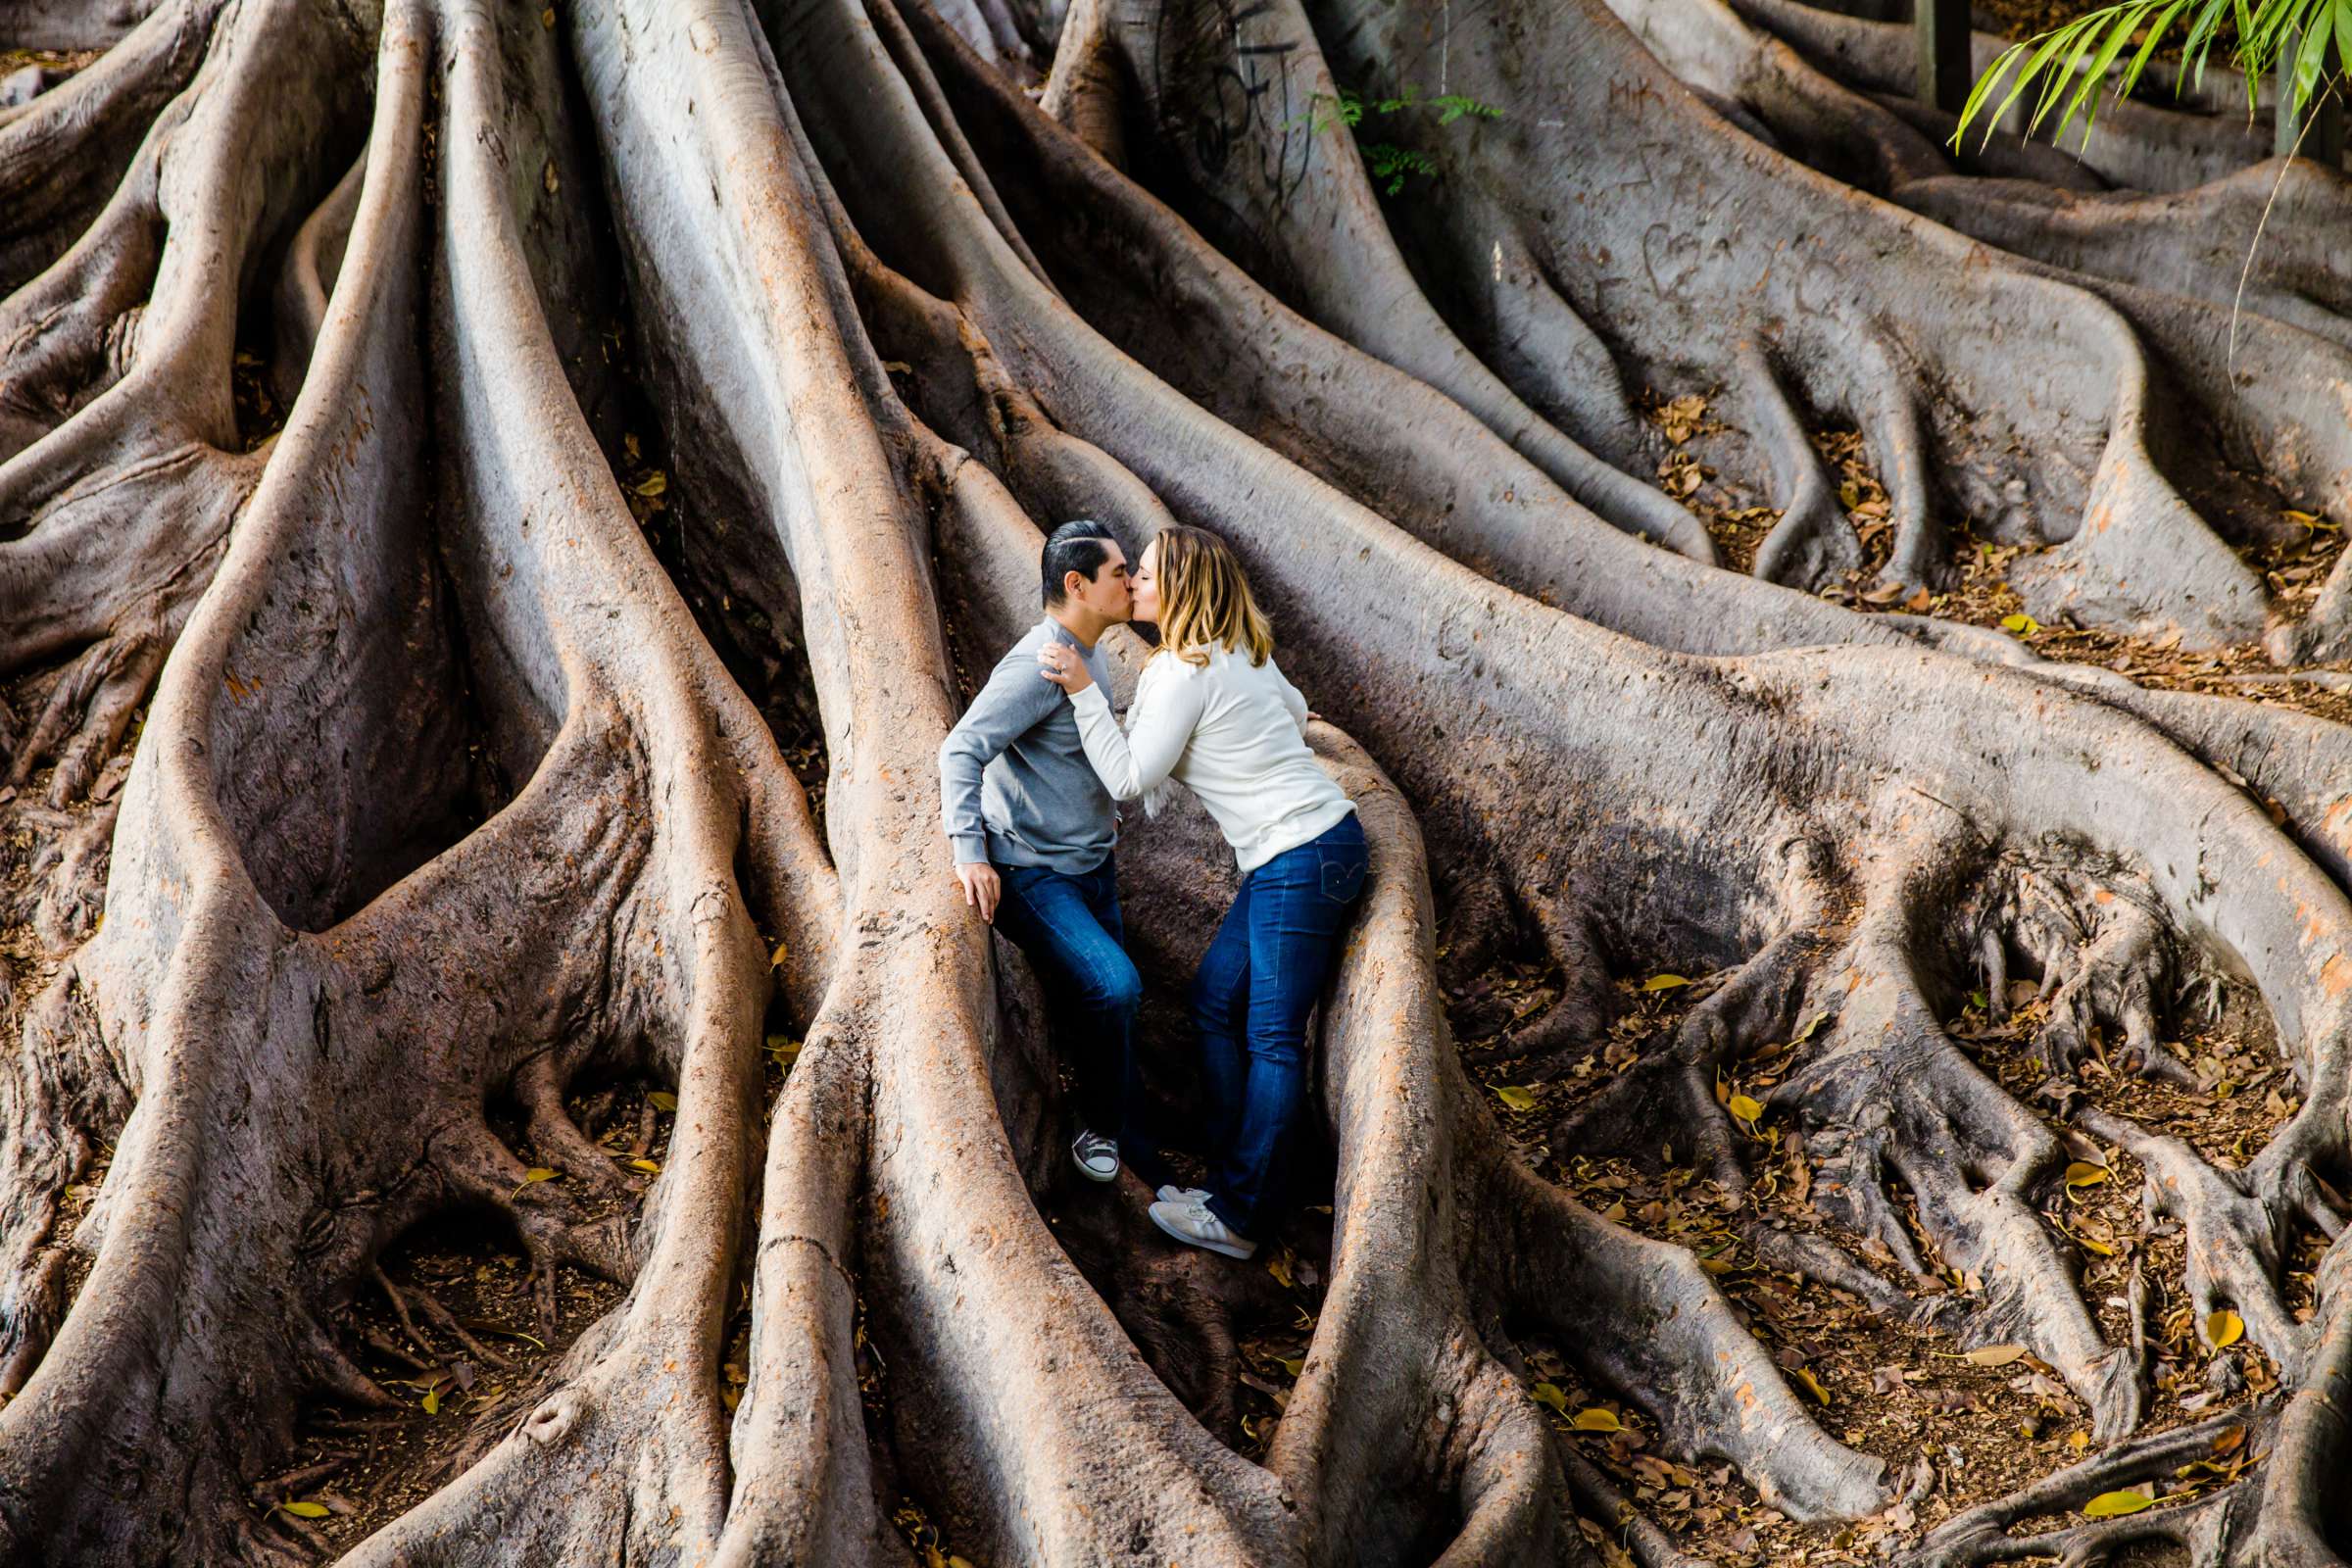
[0,0,2348,1563]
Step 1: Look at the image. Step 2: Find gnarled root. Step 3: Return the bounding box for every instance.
[11,0,2352,1561]
[0,0,218,293]
[848,0,2352,1461]
[0,5,826,1558]
[1728,0,2279,191]
[1064,0,1717,562]
[1297,0,2339,652]
[2,0,374,810]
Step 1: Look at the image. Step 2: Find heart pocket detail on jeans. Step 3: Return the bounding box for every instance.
[1320,857,1366,903]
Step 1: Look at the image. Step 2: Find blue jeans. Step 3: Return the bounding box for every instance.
[995,858,1143,1153]
[1192,813,1368,1240]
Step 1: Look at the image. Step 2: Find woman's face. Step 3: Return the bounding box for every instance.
[1132,539,1162,624]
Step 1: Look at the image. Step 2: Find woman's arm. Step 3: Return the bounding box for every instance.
[1273,662,1311,735]
[1066,662,1203,802]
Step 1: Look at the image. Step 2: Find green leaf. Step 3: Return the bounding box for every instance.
[1572,1405,1623,1431]
[2180,0,2233,93]
[2082,1489,2156,1517]
[1431,93,1504,123]
[422,1387,441,1415]
[2241,0,2304,65]
[277,1500,330,1519]
[1494,1084,1540,1112]
[2000,612,2042,635]
[1360,142,1439,195]
[1642,973,1691,992]
[1957,40,2032,146]
[2018,18,2088,135]
[2056,8,2135,137]
[509,1167,557,1199]
[2057,3,2162,141]
[2292,11,2336,122]
[1530,1382,1570,1413]
[1727,1094,1766,1123]
[2236,0,2277,54]
[2119,0,2191,108]
[2029,16,2114,138]
[648,1091,678,1112]
[2064,1160,2111,1188]
[629,1157,662,1175]
[1984,19,2098,146]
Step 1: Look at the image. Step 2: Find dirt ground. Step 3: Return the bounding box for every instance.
[1646,389,2352,725]
[1453,961,2296,1565]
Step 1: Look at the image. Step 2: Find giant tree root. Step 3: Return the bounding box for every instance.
[4,0,2352,1561]
[1,0,371,826]
[879,0,2352,884]
[0,2,834,1558]
[0,0,212,293]
[951,0,2352,707]
[1279,0,2352,654]
[781,0,2352,1547]
[1606,0,2352,350]
[1732,0,2282,189]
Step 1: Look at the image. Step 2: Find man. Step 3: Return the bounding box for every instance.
[939,519,1143,1184]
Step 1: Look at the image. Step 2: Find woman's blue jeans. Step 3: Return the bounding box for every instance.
[1192,813,1368,1240]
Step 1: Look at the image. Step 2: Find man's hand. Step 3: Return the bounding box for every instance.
[956,861,1002,923]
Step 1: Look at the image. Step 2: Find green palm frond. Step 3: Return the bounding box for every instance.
[1955,0,2348,150]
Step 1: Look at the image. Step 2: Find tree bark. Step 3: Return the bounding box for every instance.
[0,0,2348,1562]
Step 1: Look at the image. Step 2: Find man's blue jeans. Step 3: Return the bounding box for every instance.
[1192,814,1369,1241]
[995,858,1143,1152]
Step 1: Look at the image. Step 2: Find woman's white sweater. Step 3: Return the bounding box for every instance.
[1066,645,1356,873]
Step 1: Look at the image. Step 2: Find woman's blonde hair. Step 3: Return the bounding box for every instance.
[1149,525,1275,667]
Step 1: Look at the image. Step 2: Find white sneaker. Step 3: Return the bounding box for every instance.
[1149,1197,1256,1259]
[1071,1129,1119,1183]
[1156,1184,1210,1204]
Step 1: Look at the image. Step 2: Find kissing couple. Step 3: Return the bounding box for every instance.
[937,520,1368,1261]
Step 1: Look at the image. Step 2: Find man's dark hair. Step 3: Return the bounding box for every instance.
[1041,519,1120,608]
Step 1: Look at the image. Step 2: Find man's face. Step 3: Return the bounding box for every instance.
[1065,540,1133,623]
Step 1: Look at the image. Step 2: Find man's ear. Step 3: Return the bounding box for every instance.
[1063,568,1090,600]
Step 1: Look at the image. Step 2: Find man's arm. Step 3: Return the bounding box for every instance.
[938,638,1059,918]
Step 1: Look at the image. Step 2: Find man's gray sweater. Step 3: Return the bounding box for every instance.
[939,619,1117,872]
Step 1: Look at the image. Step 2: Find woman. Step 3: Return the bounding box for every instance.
[1039,524,1366,1260]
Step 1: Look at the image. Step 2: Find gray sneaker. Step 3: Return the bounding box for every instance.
[1156,1184,1210,1204]
[1149,1197,1257,1259]
[1071,1129,1119,1183]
